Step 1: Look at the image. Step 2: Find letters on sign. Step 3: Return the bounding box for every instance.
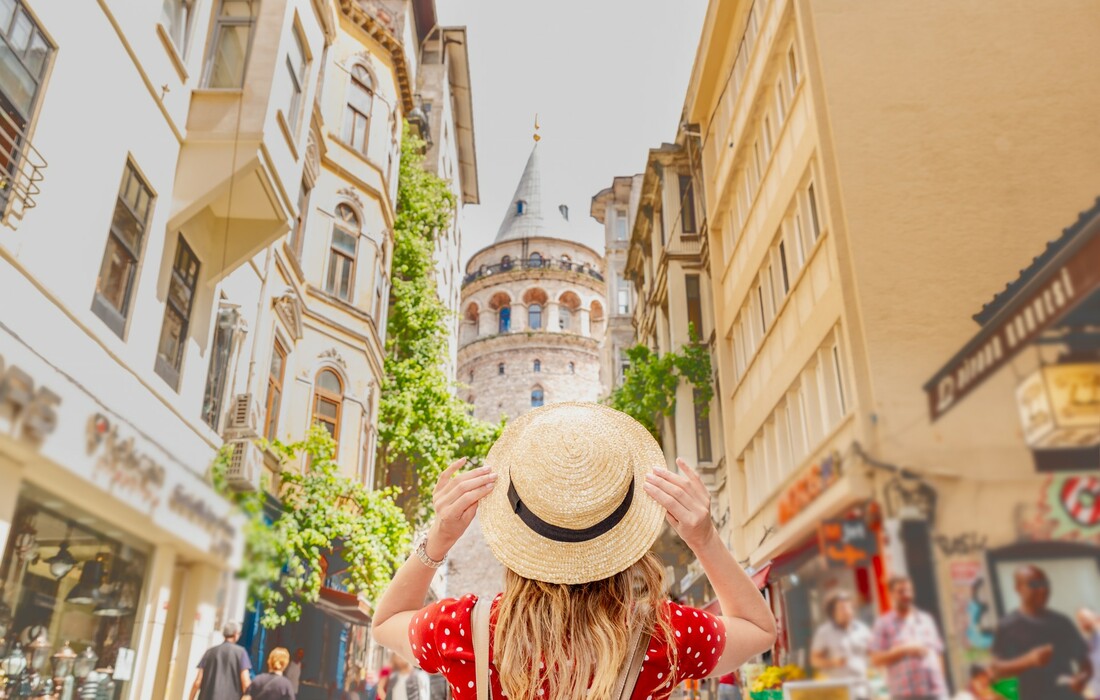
[818,517,878,568]
[777,453,841,525]
[86,413,167,509]
[0,352,61,442]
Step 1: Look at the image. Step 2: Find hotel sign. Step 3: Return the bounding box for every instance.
[925,232,1100,421]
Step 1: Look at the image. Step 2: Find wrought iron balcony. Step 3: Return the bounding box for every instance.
[0,107,46,224]
[463,257,605,287]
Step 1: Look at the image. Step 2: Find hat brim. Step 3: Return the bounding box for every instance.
[478,403,667,584]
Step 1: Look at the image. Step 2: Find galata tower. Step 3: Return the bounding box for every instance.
[447,139,609,596]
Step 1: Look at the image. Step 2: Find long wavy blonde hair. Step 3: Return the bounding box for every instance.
[493,552,677,700]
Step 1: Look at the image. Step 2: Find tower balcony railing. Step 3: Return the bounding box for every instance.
[463,257,605,287]
[0,107,46,225]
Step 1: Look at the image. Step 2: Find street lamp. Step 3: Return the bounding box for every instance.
[1,643,27,696]
[51,642,75,700]
[26,634,51,697]
[72,648,96,684]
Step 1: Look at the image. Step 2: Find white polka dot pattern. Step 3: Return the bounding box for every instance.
[407,596,726,700]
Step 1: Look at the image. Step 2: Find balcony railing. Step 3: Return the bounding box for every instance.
[0,107,46,225]
[463,258,605,287]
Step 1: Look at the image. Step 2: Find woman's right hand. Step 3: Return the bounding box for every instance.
[426,457,497,558]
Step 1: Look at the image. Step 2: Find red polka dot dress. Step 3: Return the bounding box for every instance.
[408,594,726,700]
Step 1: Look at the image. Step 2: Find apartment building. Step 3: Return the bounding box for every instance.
[684,0,1100,679]
[590,174,639,393]
[0,0,445,696]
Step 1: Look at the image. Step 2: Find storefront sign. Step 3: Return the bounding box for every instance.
[0,351,61,442]
[818,517,877,568]
[169,486,236,557]
[1016,363,1100,449]
[925,232,1100,421]
[86,413,167,509]
[934,531,988,557]
[777,453,841,525]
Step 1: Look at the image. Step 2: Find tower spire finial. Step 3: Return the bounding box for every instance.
[533,113,541,142]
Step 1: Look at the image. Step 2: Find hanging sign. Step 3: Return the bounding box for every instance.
[818,517,878,568]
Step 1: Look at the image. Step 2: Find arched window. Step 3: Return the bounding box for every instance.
[498,363,505,376]
[326,204,359,301]
[313,369,343,446]
[528,252,543,268]
[531,387,545,408]
[343,64,374,153]
[498,306,511,333]
[568,362,575,374]
[533,359,541,373]
[501,254,513,270]
[558,306,571,331]
[528,303,542,330]
[516,200,526,215]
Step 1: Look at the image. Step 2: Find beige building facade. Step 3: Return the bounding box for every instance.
[685,0,1100,682]
[590,175,639,393]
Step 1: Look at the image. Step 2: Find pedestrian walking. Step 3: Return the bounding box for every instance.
[811,591,872,698]
[991,565,1092,700]
[188,621,253,700]
[869,576,948,700]
[369,403,777,700]
[285,648,304,695]
[384,653,431,700]
[244,647,297,700]
[1077,608,1100,699]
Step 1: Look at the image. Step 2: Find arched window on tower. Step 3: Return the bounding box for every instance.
[558,306,571,331]
[498,306,511,333]
[531,387,545,408]
[568,362,575,374]
[528,251,543,268]
[528,303,542,330]
[533,359,541,373]
[498,363,505,376]
[516,200,526,215]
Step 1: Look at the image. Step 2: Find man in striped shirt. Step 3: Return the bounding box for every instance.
[869,576,948,700]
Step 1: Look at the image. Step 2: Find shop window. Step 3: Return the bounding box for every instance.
[155,235,201,390]
[326,204,359,302]
[0,486,149,692]
[92,161,155,338]
[312,369,343,447]
[342,64,373,154]
[203,0,258,88]
[264,340,287,441]
[200,305,239,430]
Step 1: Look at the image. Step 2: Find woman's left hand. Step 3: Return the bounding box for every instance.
[643,458,718,552]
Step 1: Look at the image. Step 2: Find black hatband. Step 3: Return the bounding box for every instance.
[507,479,634,543]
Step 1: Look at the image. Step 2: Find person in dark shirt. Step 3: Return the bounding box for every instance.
[992,565,1092,700]
[190,622,253,700]
[245,647,297,700]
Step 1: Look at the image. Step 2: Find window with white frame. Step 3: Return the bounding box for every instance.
[615,209,628,240]
[285,26,308,128]
[161,0,194,54]
[343,64,374,154]
[326,203,358,301]
[92,161,155,337]
[204,0,258,88]
[155,235,201,389]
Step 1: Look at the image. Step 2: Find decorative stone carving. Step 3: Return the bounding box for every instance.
[320,347,348,369]
[273,289,305,341]
[337,187,364,209]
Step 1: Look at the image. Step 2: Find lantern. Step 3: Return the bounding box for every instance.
[0,644,26,678]
[72,648,97,681]
[27,634,50,673]
[1016,363,1100,448]
[51,642,76,679]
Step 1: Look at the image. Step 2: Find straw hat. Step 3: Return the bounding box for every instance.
[478,402,666,584]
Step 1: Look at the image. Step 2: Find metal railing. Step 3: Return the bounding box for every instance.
[0,108,46,224]
[463,257,605,287]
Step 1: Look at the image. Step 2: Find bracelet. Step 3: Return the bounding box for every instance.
[415,536,447,569]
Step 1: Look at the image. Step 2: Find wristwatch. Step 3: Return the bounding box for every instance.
[415,536,447,569]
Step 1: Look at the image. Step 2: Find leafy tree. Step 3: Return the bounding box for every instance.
[607,324,713,440]
[213,428,411,629]
[379,124,502,522]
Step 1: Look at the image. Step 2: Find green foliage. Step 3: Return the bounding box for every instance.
[379,124,502,522]
[607,324,713,440]
[213,428,411,629]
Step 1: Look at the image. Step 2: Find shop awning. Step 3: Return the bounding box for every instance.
[750,563,773,590]
[314,587,373,626]
[924,199,1100,421]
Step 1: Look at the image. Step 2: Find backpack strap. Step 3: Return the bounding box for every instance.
[611,621,649,700]
[472,597,493,700]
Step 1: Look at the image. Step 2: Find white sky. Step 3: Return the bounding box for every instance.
[435,1,708,265]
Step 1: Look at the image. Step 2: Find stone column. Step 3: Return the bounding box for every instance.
[510,301,526,332]
[130,545,177,700]
[547,302,560,333]
[478,309,494,336]
[163,563,225,700]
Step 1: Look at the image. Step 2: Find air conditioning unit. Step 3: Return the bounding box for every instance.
[223,393,261,438]
[225,438,262,491]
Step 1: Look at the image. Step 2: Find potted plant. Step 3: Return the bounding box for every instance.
[749,665,806,700]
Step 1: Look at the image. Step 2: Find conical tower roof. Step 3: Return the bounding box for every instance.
[494,142,574,243]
